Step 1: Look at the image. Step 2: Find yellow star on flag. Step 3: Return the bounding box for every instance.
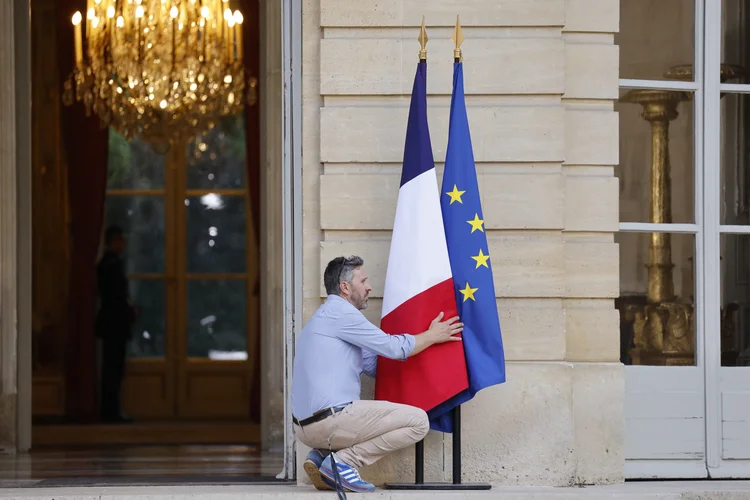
[446,184,466,204]
[467,213,484,233]
[459,282,478,302]
[471,249,490,269]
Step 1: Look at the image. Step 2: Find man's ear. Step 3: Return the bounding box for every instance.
[339,281,349,295]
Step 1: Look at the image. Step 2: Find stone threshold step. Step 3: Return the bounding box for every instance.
[1,482,750,499]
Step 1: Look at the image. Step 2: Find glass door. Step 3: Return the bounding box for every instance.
[617,0,707,478]
[618,0,750,479]
[704,0,750,478]
[105,131,175,418]
[104,114,257,420]
[176,115,258,419]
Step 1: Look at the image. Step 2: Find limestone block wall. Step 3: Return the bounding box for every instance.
[301,0,623,486]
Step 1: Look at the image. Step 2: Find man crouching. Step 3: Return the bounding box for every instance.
[291,255,463,492]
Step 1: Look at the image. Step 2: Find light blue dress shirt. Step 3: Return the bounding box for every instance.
[291,294,416,420]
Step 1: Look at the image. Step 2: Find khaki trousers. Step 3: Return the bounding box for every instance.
[294,400,429,470]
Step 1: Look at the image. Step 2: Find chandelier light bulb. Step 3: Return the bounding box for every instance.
[233,11,243,24]
[135,5,144,18]
[170,6,178,18]
[72,11,82,25]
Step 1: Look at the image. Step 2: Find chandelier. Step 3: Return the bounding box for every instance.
[62,0,256,150]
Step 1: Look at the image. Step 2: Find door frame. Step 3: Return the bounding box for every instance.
[280,0,302,481]
[704,0,722,476]
[13,0,34,454]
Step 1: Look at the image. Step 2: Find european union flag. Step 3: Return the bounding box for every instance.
[427,60,506,433]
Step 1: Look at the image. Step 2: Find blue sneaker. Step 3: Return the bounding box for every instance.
[319,453,376,493]
[303,449,331,490]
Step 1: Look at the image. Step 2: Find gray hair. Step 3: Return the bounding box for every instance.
[323,255,364,295]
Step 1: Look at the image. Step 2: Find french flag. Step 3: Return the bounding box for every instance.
[374,60,470,418]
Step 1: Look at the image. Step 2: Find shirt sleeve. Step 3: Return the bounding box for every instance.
[362,347,378,378]
[337,310,415,360]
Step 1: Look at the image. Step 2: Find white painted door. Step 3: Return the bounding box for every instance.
[618,0,750,479]
[705,0,750,479]
[617,0,708,478]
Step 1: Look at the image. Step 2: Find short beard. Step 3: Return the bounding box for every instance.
[351,291,368,310]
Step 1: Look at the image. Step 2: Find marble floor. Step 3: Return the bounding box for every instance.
[0,445,286,488]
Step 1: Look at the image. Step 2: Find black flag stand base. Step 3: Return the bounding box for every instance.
[384,406,491,490]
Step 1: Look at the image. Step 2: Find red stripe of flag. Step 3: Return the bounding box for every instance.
[375,278,469,411]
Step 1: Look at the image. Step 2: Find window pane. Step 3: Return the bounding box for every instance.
[720,234,750,366]
[107,130,166,190]
[104,196,166,273]
[721,93,750,225]
[721,0,750,85]
[186,194,246,273]
[127,279,166,358]
[186,279,247,358]
[618,0,695,81]
[616,232,696,366]
[616,88,695,224]
[186,114,246,190]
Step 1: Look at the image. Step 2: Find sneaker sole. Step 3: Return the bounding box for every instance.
[303,459,332,491]
[319,465,375,493]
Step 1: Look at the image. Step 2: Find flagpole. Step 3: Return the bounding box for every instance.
[414,16,428,487]
[452,406,461,484]
[450,17,464,488]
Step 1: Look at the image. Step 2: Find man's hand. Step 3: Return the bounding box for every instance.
[427,312,463,343]
[409,312,464,357]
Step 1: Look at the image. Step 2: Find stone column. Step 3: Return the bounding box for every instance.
[0,0,19,455]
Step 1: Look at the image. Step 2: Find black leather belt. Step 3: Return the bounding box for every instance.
[293,404,350,427]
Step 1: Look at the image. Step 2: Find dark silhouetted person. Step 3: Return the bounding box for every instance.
[96,225,136,423]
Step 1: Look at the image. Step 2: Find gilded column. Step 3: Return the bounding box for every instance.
[620,89,692,365]
[621,90,687,307]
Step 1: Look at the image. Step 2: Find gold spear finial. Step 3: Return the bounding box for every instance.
[418,16,428,60]
[451,15,464,62]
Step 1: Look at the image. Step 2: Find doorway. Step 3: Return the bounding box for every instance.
[8,0,298,480]
[617,0,750,479]
[27,0,266,440]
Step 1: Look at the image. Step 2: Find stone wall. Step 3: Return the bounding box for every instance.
[300,0,623,486]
